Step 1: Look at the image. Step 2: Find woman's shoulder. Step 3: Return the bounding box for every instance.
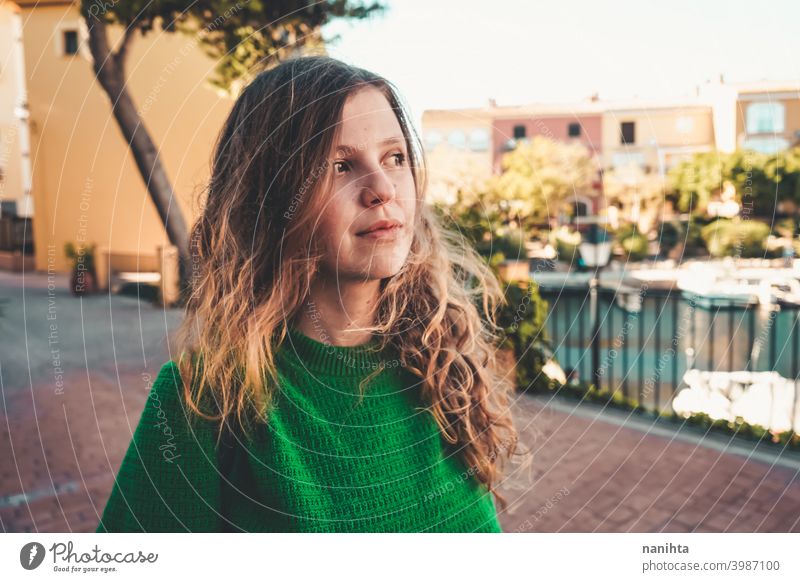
[146,355,217,421]
[151,351,208,392]
[154,359,182,384]
[148,359,188,402]
[97,357,221,532]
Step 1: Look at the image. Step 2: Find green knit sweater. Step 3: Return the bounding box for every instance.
[96,326,502,532]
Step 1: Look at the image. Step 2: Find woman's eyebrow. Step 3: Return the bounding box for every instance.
[335,136,405,155]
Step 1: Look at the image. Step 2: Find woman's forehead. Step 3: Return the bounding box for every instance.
[334,88,403,150]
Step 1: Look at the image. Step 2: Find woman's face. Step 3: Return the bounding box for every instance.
[312,86,417,282]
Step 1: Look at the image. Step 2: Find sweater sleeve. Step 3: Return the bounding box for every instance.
[95,360,222,532]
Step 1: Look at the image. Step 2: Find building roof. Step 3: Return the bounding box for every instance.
[423,96,712,122]
[726,80,800,95]
[423,77,800,122]
[600,97,711,114]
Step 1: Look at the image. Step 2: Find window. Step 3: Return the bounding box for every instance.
[0,200,17,217]
[63,30,79,55]
[512,124,526,140]
[568,122,581,138]
[447,130,466,149]
[55,22,88,59]
[572,200,589,217]
[620,121,635,145]
[468,128,490,152]
[746,102,785,134]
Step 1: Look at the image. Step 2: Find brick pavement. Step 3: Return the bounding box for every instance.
[495,396,800,532]
[1,365,162,532]
[3,369,798,532]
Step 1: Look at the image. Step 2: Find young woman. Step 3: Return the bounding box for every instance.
[97,55,521,533]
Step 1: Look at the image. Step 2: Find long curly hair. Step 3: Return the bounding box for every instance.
[173,54,521,508]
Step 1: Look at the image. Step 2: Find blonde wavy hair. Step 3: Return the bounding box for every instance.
[174,55,520,508]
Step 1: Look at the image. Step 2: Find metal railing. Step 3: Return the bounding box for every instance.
[539,286,800,416]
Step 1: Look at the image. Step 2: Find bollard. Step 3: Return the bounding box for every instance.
[156,244,180,307]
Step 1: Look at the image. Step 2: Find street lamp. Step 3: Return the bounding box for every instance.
[578,219,612,390]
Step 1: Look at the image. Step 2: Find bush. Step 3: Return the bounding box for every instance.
[549,226,581,263]
[774,217,796,239]
[660,216,709,258]
[700,218,769,258]
[547,381,800,450]
[621,233,648,260]
[683,217,708,256]
[615,223,648,261]
[434,200,493,248]
[64,241,97,274]
[655,221,680,256]
[494,277,554,393]
[476,232,527,262]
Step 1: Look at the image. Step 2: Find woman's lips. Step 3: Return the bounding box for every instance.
[356,224,402,240]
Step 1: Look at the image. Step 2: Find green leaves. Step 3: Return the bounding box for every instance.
[667,151,726,213]
[700,218,770,258]
[489,136,596,223]
[494,277,553,393]
[81,0,386,93]
[667,146,800,216]
[63,241,97,274]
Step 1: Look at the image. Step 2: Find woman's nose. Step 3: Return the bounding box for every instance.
[360,167,396,206]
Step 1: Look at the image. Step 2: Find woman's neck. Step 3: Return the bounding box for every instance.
[293,277,381,347]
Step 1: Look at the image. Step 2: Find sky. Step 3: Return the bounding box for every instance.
[322,0,800,126]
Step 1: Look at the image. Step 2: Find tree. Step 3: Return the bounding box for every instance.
[763,147,800,225]
[602,166,665,233]
[667,151,726,214]
[724,149,773,216]
[667,148,800,218]
[80,0,384,296]
[488,136,596,226]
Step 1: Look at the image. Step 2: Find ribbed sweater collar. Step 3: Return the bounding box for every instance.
[277,325,388,377]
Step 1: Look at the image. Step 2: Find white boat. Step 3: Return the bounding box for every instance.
[631,257,800,309]
[676,274,759,308]
[756,276,800,307]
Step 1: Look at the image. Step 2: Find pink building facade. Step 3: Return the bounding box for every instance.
[492,115,603,170]
[492,114,604,216]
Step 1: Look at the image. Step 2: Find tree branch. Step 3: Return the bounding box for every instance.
[85,13,113,79]
[114,24,137,72]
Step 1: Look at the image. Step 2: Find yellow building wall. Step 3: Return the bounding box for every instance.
[0,3,25,206]
[601,107,714,169]
[20,3,234,272]
[735,96,800,145]
[787,100,800,139]
[421,110,493,205]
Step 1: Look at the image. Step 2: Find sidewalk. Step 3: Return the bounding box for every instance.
[497,394,800,532]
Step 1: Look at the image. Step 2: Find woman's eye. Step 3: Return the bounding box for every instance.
[333,154,405,174]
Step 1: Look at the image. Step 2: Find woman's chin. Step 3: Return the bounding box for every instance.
[362,264,404,281]
[350,260,406,281]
